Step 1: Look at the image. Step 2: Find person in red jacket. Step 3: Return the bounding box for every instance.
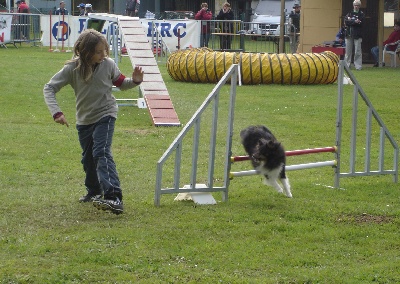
[371,20,400,67]
[195,3,213,47]
[16,0,29,13]
[16,0,30,40]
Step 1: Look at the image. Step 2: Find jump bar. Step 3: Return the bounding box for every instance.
[230,160,337,178]
[231,146,337,162]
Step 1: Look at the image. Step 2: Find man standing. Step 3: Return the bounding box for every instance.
[344,0,365,70]
[55,1,68,15]
[126,0,140,17]
[16,0,29,40]
[77,3,85,16]
[289,3,301,53]
[370,20,400,67]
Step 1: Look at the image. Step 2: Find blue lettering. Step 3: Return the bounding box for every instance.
[173,23,187,38]
[146,21,187,38]
[146,22,159,37]
[78,18,86,33]
[159,23,172,37]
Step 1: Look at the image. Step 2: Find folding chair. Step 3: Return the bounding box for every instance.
[383,40,400,67]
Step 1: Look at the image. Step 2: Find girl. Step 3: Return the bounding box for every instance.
[43,29,144,214]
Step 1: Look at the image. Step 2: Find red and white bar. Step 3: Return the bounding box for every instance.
[231,146,337,163]
[230,160,337,179]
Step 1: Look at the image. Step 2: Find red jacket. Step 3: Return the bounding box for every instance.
[383,29,400,51]
[18,2,30,13]
[195,9,212,34]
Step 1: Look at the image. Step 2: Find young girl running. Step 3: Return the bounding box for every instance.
[44,29,144,214]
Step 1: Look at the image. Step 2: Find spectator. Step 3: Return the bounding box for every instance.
[84,4,93,16]
[344,0,365,70]
[77,3,85,16]
[126,0,140,17]
[289,3,301,33]
[216,2,234,50]
[55,1,68,15]
[335,24,346,47]
[288,3,301,53]
[16,0,29,13]
[16,0,30,40]
[43,29,144,214]
[195,3,213,47]
[371,20,400,67]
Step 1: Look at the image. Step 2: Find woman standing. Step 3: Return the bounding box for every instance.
[216,2,234,50]
[195,3,213,47]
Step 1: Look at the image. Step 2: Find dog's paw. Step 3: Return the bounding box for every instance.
[285,192,293,198]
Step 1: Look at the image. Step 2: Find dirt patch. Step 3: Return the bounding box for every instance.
[337,213,393,225]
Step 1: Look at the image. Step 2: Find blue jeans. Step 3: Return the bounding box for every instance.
[200,33,210,47]
[371,45,389,63]
[76,116,122,201]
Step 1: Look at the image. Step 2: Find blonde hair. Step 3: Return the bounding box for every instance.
[223,2,230,8]
[353,0,361,6]
[68,29,109,82]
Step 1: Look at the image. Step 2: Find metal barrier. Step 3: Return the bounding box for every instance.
[200,20,297,54]
[1,13,41,47]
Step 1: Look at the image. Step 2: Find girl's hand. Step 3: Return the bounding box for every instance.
[55,114,69,127]
[132,66,144,84]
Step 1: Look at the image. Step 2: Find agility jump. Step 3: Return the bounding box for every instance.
[154,62,399,206]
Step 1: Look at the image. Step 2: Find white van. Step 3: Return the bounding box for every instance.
[251,14,281,36]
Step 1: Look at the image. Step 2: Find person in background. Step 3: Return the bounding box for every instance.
[77,3,85,16]
[344,0,365,70]
[335,24,346,47]
[216,2,234,50]
[16,0,30,40]
[126,0,140,17]
[371,20,400,67]
[289,3,301,33]
[195,3,213,47]
[55,1,68,15]
[16,0,29,13]
[288,3,301,53]
[43,29,144,215]
[84,3,93,16]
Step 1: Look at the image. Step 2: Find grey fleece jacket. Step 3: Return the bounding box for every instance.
[43,57,139,125]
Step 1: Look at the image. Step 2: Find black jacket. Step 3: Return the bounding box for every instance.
[344,10,364,39]
[216,9,234,33]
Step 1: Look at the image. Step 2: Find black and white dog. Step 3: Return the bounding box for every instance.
[240,125,292,198]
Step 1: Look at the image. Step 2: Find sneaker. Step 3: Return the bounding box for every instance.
[93,198,123,215]
[79,194,102,203]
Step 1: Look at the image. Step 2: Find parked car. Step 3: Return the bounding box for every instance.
[161,11,194,20]
[251,14,281,36]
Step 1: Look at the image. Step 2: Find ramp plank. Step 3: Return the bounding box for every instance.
[113,15,180,126]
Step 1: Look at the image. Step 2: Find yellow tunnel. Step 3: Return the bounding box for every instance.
[167,48,339,85]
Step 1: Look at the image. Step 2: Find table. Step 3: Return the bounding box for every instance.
[312,46,345,59]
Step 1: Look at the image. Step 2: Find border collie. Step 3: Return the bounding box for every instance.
[240,125,292,198]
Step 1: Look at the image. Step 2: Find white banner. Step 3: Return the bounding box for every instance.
[0,14,13,44]
[40,15,200,52]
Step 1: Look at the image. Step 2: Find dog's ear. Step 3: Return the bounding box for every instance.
[266,139,281,149]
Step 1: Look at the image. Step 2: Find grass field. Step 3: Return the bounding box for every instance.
[1,44,400,283]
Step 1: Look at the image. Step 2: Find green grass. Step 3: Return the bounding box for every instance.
[1,44,400,283]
